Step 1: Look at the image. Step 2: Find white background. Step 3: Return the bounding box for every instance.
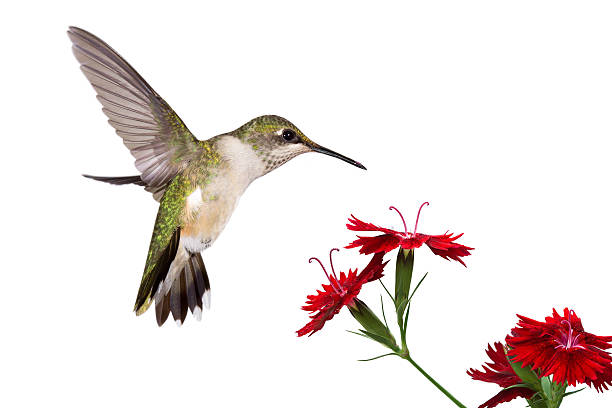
[1,1,612,407]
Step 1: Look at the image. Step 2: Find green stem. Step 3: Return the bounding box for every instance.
[552,384,567,408]
[402,354,467,408]
[398,311,408,351]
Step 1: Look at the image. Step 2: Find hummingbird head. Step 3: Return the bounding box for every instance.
[235,115,366,174]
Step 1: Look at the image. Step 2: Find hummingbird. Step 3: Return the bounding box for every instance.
[67,27,366,326]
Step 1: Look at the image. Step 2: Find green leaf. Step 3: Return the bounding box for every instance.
[395,298,410,317]
[406,272,428,305]
[357,352,398,362]
[358,329,398,350]
[550,382,568,408]
[349,299,398,351]
[394,249,414,317]
[380,295,390,330]
[350,300,388,337]
[526,395,547,408]
[561,387,585,397]
[403,303,411,333]
[501,384,534,391]
[508,358,541,390]
[401,272,428,334]
[540,377,553,400]
[379,280,394,302]
[346,330,369,338]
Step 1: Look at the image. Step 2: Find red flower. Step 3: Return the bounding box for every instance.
[506,308,612,387]
[474,387,535,408]
[585,364,612,392]
[345,203,473,266]
[297,250,387,337]
[467,342,536,408]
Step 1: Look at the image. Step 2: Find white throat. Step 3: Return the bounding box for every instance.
[216,136,266,187]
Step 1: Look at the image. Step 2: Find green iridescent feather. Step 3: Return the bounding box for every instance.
[134,141,221,313]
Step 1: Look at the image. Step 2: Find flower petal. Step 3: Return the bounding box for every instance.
[585,363,612,392]
[467,342,523,388]
[398,235,428,250]
[422,233,474,266]
[477,387,535,408]
[346,214,399,235]
[345,234,400,255]
[360,252,388,283]
[297,302,343,337]
[297,253,388,337]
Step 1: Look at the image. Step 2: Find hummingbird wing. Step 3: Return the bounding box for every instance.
[68,27,200,199]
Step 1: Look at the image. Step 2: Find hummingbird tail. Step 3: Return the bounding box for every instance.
[83,174,168,202]
[82,174,145,186]
[153,251,211,327]
[134,227,211,326]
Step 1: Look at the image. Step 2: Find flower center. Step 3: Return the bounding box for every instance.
[309,248,346,296]
[389,202,430,236]
[555,315,585,350]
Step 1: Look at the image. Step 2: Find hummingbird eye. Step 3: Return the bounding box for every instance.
[281,129,298,142]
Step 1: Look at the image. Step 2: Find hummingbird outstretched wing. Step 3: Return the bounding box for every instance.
[68,26,200,200]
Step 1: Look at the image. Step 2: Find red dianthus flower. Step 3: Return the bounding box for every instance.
[297,250,387,337]
[345,203,473,266]
[506,308,612,388]
[468,342,536,408]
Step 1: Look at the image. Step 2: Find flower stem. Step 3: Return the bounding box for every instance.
[402,353,467,408]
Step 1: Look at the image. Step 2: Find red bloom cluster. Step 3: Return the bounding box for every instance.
[297,250,388,337]
[467,342,536,408]
[506,308,612,388]
[345,203,473,266]
[470,309,612,408]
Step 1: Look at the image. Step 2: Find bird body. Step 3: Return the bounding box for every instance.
[68,27,365,326]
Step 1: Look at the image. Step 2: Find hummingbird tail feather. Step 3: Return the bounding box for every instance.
[154,251,211,326]
[134,228,181,317]
[82,174,145,185]
[83,174,168,201]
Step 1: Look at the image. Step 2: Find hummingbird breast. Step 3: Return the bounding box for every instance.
[180,136,266,253]
[181,191,237,253]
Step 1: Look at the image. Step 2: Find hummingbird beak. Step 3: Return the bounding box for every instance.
[309,143,367,170]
